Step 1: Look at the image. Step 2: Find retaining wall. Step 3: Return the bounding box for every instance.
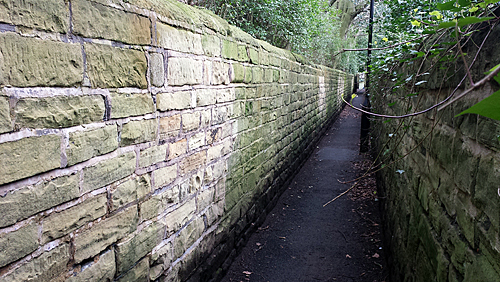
[372,23,500,282]
[0,1,353,281]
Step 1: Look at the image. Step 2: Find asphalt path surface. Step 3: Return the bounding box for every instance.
[220,96,388,282]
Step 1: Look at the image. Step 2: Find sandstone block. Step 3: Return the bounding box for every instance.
[182,112,200,132]
[232,64,245,83]
[168,139,187,160]
[73,206,138,263]
[140,186,180,221]
[0,174,79,228]
[120,119,157,146]
[0,33,83,87]
[173,216,204,259]
[222,40,238,60]
[0,244,69,282]
[139,144,168,167]
[150,242,173,280]
[195,88,216,107]
[0,0,68,33]
[156,23,203,55]
[68,249,116,282]
[197,186,215,212]
[15,95,105,129]
[248,48,259,64]
[189,131,205,151]
[111,92,155,118]
[201,109,211,128]
[117,257,149,282]
[252,67,263,83]
[150,53,165,87]
[72,0,151,45]
[237,45,249,62]
[116,222,164,274]
[85,43,147,89]
[67,125,118,166]
[42,194,107,243]
[167,57,203,86]
[212,61,230,85]
[161,197,196,236]
[111,175,151,210]
[0,224,38,268]
[153,164,177,189]
[180,151,206,175]
[245,66,253,83]
[157,91,193,111]
[0,95,12,133]
[0,135,60,185]
[213,106,228,125]
[82,151,136,193]
[216,88,234,103]
[159,115,181,139]
[202,34,221,57]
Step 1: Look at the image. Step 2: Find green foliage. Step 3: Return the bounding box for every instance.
[191,0,364,71]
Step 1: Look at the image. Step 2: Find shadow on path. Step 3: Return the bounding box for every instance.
[220,96,388,282]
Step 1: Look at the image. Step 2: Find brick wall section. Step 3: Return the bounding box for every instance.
[373,25,500,282]
[0,1,353,281]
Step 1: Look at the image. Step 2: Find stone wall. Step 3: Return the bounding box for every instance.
[0,1,353,281]
[372,24,500,282]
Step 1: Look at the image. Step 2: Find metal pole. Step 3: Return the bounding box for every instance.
[360,0,374,153]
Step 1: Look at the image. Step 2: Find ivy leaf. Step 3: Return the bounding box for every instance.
[438,20,457,28]
[457,16,495,27]
[456,90,500,121]
[458,0,471,6]
[486,0,500,4]
[437,0,456,10]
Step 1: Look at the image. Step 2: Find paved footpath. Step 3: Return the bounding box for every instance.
[220,96,388,282]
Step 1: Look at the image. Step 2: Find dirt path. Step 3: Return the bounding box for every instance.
[220,96,388,282]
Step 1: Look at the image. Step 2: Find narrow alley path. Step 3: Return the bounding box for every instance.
[220,96,388,282]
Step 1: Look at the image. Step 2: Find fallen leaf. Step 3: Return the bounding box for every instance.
[346,254,352,259]
[279,236,286,239]
[372,253,380,258]
[243,271,252,275]
[256,242,261,246]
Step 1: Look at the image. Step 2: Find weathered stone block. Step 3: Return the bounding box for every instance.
[150,53,165,87]
[72,0,151,45]
[156,23,203,55]
[248,48,259,64]
[0,174,79,228]
[237,45,249,62]
[157,91,193,111]
[42,194,107,243]
[222,40,238,60]
[67,125,118,166]
[73,206,138,263]
[139,144,168,167]
[68,249,116,282]
[116,222,164,274]
[153,164,177,189]
[15,95,105,129]
[189,131,205,151]
[180,151,206,175]
[85,43,147,89]
[120,119,157,146]
[0,135,60,185]
[167,57,203,86]
[159,114,181,139]
[0,33,83,87]
[82,151,136,193]
[0,243,69,282]
[160,197,196,236]
[216,88,234,103]
[0,224,38,268]
[182,112,200,132]
[201,109,211,128]
[252,67,263,83]
[169,139,187,160]
[232,63,245,83]
[212,61,230,85]
[245,66,253,83]
[117,257,149,282]
[0,0,68,33]
[0,95,12,133]
[173,216,204,259]
[111,92,154,118]
[150,241,173,280]
[111,175,151,210]
[140,186,180,221]
[195,88,216,107]
[202,34,221,57]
